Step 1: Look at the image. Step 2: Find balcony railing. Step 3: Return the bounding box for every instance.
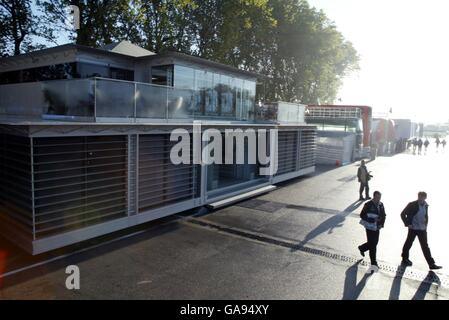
[0,77,256,122]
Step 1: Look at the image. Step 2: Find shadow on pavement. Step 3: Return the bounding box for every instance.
[388,265,409,300]
[0,217,182,291]
[273,164,341,189]
[342,260,373,300]
[411,271,440,300]
[290,200,364,251]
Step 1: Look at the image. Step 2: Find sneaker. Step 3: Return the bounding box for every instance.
[358,246,365,257]
[359,197,365,201]
[429,264,442,270]
[402,259,413,267]
[365,196,372,200]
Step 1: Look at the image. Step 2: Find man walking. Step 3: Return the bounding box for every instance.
[358,191,386,268]
[400,192,442,270]
[436,137,440,150]
[424,139,430,153]
[357,160,372,200]
[417,138,423,155]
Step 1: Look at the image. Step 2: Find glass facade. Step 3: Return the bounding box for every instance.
[206,133,268,197]
[151,64,257,120]
[0,62,134,84]
[1,63,78,84]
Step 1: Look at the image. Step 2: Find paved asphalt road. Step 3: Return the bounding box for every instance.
[0,145,448,299]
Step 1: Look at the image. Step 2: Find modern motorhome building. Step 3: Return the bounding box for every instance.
[0,41,317,255]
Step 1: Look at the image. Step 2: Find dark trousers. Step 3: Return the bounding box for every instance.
[360,229,379,264]
[359,182,369,198]
[401,229,435,266]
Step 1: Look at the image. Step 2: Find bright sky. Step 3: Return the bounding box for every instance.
[307,0,449,124]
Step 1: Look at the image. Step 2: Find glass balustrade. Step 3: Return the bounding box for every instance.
[0,77,256,122]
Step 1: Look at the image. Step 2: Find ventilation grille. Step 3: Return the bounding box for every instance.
[299,129,317,169]
[276,130,298,175]
[138,134,198,212]
[32,135,128,238]
[306,106,361,119]
[0,134,33,240]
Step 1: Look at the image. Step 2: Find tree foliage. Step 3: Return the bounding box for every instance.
[0,0,359,104]
[0,0,40,55]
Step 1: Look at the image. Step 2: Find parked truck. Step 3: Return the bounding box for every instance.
[306,105,372,164]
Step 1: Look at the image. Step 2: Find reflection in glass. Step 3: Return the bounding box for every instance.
[151,65,173,86]
[95,79,134,118]
[220,75,234,116]
[43,79,94,117]
[167,88,195,119]
[77,63,109,78]
[136,83,168,118]
[206,134,267,193]
[174,65,195,89]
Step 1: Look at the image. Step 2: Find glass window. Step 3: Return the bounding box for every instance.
[174,65,195,89]
[0,63,78,84]
[204,72,218,115]
[151,65,173,86]
[234,78,243,119]
[219,75,234,117]
[0,70,21,84]
[242,80,256,120]
[206,133,267,194]
[193,69,206,114]
[110,67,134,81]
[77,62,109,78]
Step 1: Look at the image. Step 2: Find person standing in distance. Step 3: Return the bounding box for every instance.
[357,160,372,201]
[400,192,442,270]
[358,191,386,268]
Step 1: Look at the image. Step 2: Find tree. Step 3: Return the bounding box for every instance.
[136,0,197,53]
[37,0,136,47]
[0,0,34,55]
[11,0,359,105]
[260,0,359,104]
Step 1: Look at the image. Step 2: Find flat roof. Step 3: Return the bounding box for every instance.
[0,43,261,79]
[140,51,260,79]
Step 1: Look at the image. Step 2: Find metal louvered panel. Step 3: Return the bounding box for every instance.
[0,134,34,241]
[32,135,128,238]
[276,131,299,175]
[138,134,198,212]
[299,129,317,169]
[128,135,137,216]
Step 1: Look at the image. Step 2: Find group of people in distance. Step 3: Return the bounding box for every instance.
[409,137,446,155]
[356,160,442,271]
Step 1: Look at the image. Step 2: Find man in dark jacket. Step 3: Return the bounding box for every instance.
[357,160,372,201]
[358,191,386,267]
[400,192,442,270]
